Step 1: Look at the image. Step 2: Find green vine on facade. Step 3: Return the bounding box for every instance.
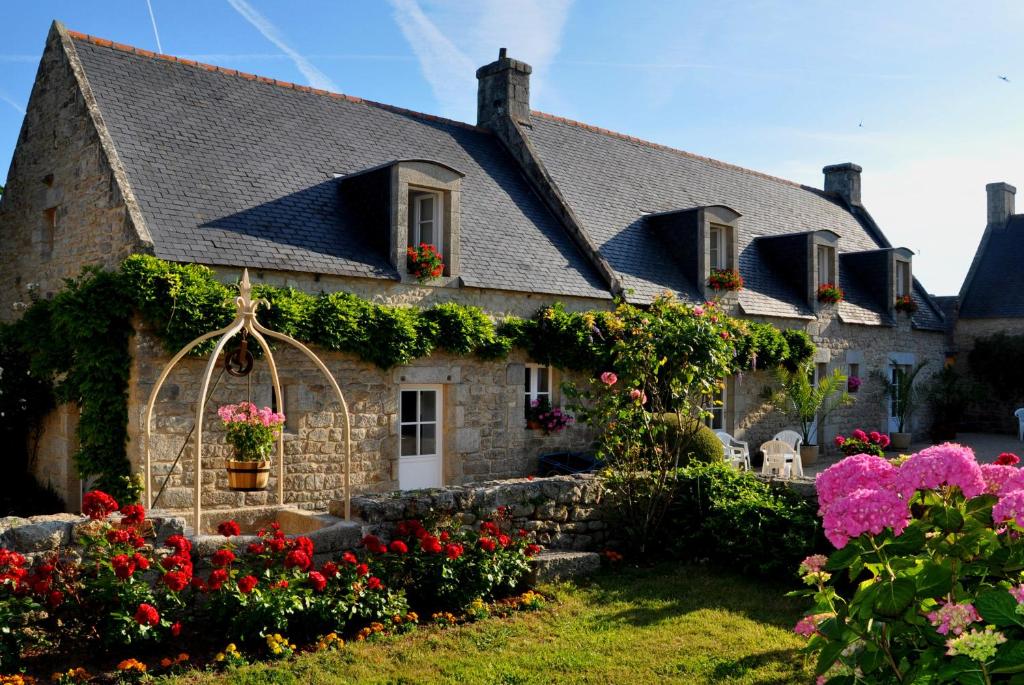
[0,254,815,502]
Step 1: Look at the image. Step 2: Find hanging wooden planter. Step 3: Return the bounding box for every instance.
[226,458,272,491]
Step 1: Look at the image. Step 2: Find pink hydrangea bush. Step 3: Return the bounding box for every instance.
[796,443,1024,682]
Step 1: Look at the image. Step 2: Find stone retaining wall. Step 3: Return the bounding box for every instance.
[339,474,610,551]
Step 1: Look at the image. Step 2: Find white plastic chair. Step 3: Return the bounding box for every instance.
[760,439,803,479]
[1015,408,1024,441]
[715,430,750,471]
[773,429,804,452]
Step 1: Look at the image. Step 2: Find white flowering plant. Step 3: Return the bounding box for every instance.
[792,445,1024,684]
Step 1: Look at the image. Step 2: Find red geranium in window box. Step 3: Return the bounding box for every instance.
[894,294,918,314]
[816,283,844,304]
[407,243,445,283]
[708,268,743,292]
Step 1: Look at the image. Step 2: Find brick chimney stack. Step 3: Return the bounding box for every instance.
[986,182,1016,226]
[823,163,863,206]
[476,48,532,129]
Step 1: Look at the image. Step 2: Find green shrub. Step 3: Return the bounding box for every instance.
[781,329,815,371]
[653,413,724,465]
[668,462,822,576]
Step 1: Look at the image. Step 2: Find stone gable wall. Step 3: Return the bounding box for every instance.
[0,27,146,321]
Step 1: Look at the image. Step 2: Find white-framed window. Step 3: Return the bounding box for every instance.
[525,364,552,416]
[704,381,727,430]
[816,244,836,285]
[709,224,726,270]
[408,189,442,252]
[896,260,911,297]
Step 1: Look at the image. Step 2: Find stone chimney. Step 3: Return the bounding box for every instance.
[476,48,532,129]
[986,182,1016,226]
[823,163,863,206]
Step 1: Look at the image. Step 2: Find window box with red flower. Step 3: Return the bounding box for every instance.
[816,283,844,304]
[707,268,743,292]
[894,294,917,314]
[406,243,445,283]
[846,375,861,393]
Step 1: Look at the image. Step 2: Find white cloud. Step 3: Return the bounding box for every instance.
[225,0,339,91]
[0,91,25,115]
[386,0,573,120]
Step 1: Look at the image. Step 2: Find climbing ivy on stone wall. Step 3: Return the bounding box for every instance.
[0,254,815,502]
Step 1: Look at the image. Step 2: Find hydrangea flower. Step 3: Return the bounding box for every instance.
[1009,584,1024,604]
[794,614,829,637]
[927,600,980,636]
[993,489,1024,527]
[896,443,986,500]
[822,487,911,549]
[945,626,1006,661]
[816,454,900,514]
[980,463,1018,495]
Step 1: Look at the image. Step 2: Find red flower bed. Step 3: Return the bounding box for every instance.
[0,491,542,677]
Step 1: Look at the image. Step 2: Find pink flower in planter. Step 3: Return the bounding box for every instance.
[822,487,910,549]
[600,371,618,386]
[852,429,868,442]
[816,454,900,514]
[693,306,704,316]
[897,443,986,499]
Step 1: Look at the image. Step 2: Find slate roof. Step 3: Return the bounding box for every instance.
[63,30,945,329]
[960,215,1024,318]
[67,34,610,300]
[523,112,945,330]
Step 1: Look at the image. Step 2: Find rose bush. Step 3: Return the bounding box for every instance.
[362,513,540,609]
[794,443,1024,683]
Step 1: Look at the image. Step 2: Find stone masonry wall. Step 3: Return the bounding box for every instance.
[955,317,1024,433]
[0,25,146,320]
[129,325,596,517]
[345,474,608,551]
[726,308,947,459]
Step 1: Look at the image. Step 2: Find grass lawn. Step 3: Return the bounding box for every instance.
[160,562,813,685]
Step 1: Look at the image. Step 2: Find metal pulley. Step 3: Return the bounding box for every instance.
[224,330,255,376]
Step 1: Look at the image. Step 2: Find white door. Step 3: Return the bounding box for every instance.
[887,364,907,433]
[399,386,442,490]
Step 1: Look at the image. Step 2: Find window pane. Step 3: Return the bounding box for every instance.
[538,368,549,393]
[400,391,416,423]
[420,220,434,245]
[400,424,417,456]
[420,391,436,422]
[420,195,434,218]
[524,367,532,394]
[420,424,436,455]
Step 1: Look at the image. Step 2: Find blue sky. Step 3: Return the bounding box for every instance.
[2,1,1022,296]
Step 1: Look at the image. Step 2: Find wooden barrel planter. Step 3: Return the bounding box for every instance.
[226,459,271,491]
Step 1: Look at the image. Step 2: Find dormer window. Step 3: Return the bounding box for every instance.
[408,189,443,252]
[338,159,464,284]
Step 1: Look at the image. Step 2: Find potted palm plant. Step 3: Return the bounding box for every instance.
[218,402,285,491]
[881,361,927,450]
[766,362,853,465]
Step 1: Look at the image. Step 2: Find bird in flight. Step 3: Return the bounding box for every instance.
[998,75,1010,82]
[858,120,863,128]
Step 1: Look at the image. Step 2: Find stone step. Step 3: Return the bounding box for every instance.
[528,550,601,583]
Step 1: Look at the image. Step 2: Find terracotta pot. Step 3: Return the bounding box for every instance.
[890,432,912,450]
[800,445,819,466]
[526,419,543,430]
[226,459,271,491]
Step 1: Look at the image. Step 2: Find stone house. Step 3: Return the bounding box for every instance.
[948,182,1024,432]
[0,23,949,515]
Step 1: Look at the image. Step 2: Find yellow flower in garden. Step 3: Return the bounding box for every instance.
[215,652,225,662]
